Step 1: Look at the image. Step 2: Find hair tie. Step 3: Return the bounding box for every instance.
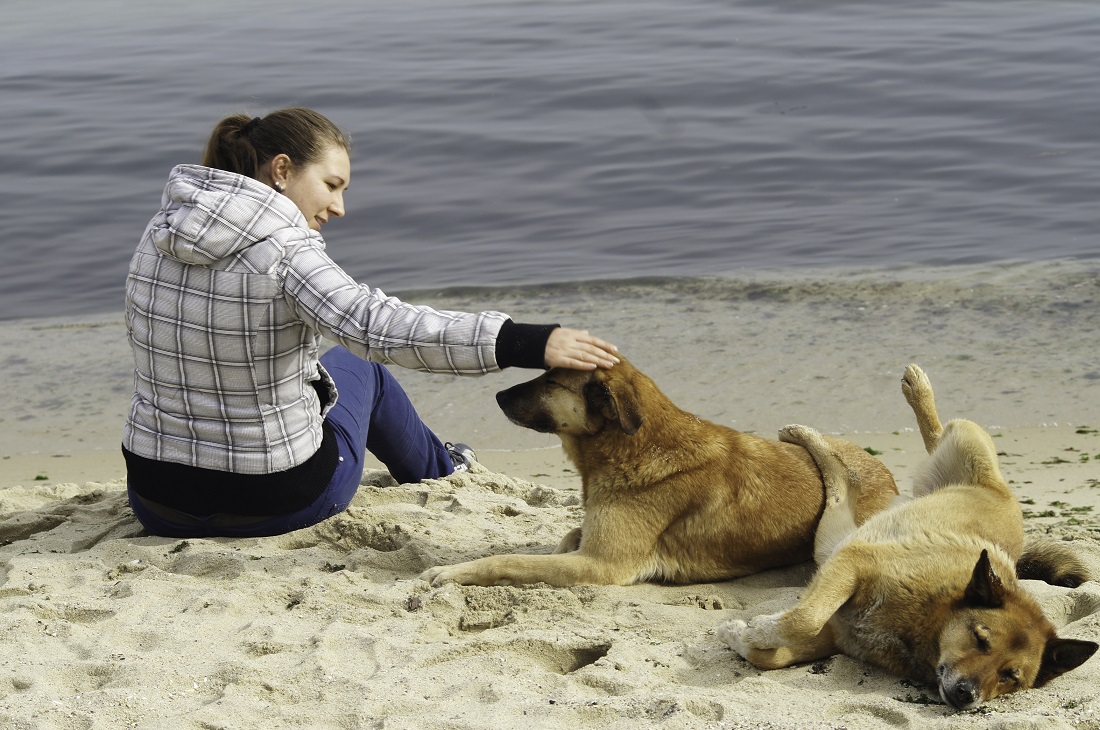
[241,117,262,135]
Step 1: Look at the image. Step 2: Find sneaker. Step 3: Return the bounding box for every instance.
[444,442,477,473]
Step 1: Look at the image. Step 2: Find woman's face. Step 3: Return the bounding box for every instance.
[280,144,351,231]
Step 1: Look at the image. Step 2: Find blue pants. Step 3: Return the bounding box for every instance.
[128,346,455,537]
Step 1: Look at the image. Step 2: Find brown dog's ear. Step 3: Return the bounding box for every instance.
[1034,638,1099,687]
[964,550,1006,608]
[608,375,644,435]
[584,376,644,436]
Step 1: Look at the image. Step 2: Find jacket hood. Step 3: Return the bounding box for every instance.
[151,164,311,265]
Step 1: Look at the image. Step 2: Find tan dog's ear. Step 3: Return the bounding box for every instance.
[1034,638,1099,687]
[963,550,1005,608]
[585,376,644,435]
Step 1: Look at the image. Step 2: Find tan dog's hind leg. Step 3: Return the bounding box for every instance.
[914,419,1007,497]
[901,364,943,453]
[722,424,862,668]
[780,424,859,565]
[902,365,1007,497]
[722,424,865,668]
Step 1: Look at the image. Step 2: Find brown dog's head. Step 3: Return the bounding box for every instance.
[936,550,1098,710]
[495,357,645,438]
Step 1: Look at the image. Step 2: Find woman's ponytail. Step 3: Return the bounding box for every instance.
[200,108,350,180]
[201,114,262,177]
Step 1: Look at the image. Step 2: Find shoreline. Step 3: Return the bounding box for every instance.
[5,425,1100,511]
[3,259,1099,490]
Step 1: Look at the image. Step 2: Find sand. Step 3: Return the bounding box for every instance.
[2,261,1099,728]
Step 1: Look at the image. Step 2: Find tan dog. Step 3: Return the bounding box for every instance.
[719,365,1098,709]
[421,355,898,587]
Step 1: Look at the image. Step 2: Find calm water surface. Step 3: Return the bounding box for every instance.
[2,0,1098,320]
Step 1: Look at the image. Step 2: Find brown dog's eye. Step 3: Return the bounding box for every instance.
[972,628,990,652]
[999,668,1020,685]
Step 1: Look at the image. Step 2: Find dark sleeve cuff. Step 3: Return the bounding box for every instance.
[495,320,560,369]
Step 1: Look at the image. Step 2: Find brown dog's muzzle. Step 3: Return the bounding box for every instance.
[496,380,557,433]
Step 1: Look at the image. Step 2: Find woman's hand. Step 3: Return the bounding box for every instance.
[544,328,620,370]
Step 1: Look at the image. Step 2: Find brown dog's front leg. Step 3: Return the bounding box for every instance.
[554,527,583,554]
[420,551,641,587]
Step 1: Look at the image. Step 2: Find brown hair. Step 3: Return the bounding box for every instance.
[200,107,351,178]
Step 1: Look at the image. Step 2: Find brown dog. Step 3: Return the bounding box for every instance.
[420,355,898,587]
[719,365,1098,709]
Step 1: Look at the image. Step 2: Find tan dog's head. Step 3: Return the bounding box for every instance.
[495,357,645,438]
[936,550,1097,710]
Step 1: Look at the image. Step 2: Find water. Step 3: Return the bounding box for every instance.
[2,0,1098,322]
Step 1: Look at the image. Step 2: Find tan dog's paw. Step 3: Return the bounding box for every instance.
[901,364,932,406]
[717,613,783,656]
[778,424,821,449]
[742,612,784,648]
[780,424,852,509]
[716,619,751,657]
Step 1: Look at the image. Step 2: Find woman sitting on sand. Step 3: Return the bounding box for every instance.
[122,107,618,539]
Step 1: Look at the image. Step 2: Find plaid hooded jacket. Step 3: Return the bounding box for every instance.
[123,165,508,474]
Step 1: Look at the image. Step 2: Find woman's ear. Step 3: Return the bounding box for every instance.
[262,153,292,187]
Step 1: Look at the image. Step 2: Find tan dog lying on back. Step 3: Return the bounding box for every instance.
[421,355,898,587]
[719,365,1097,709]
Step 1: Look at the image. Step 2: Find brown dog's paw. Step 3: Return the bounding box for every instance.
[553,527,583,554]
[419,564,475,587]
[420,560,512,587]
[419,565,451,586]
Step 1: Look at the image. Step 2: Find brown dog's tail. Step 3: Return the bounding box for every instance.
[1016,539,1093,588]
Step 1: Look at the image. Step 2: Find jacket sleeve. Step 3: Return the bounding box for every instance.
[279,238,508,375]
[495,320,559,369]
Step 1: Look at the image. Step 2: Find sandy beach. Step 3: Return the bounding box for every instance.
[2,262,1099,729]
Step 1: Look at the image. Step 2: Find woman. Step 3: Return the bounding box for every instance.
[123,107,618,538]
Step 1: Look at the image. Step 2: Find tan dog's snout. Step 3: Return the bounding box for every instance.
[938,670,981,710]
